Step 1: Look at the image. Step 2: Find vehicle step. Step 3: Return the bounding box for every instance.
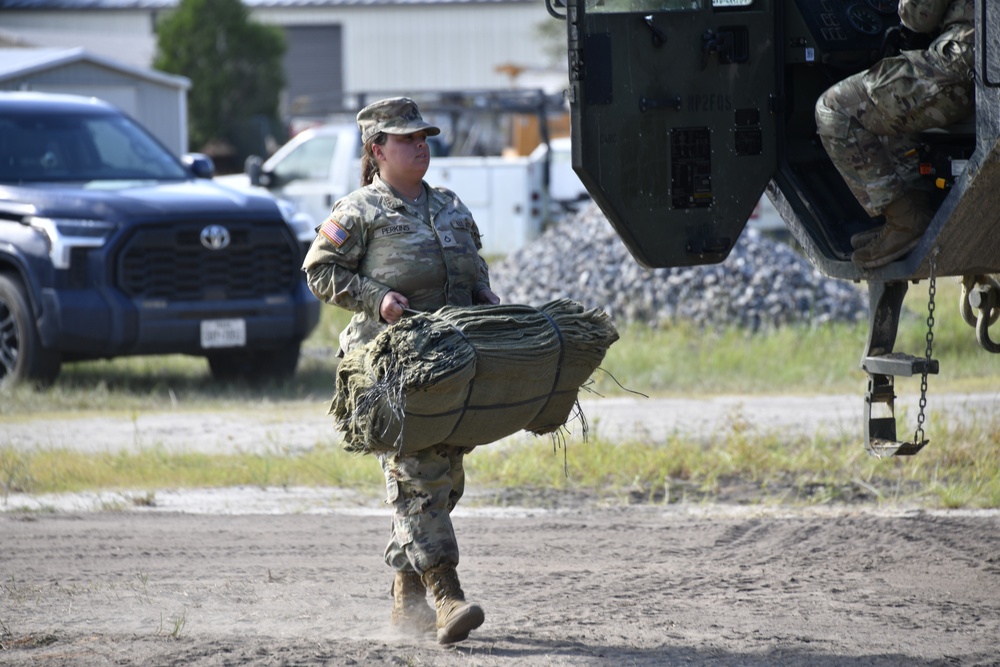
[866,438,929,458]
[861,352,939,377]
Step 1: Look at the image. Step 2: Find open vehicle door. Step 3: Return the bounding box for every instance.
[556,0,1000,456]
[566,0,778,269]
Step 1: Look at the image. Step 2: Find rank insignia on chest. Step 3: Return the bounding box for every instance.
[320,218,350,247]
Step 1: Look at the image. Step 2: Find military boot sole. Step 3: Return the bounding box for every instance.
[436,603,485,645]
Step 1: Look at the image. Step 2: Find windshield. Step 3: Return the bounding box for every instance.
[272,134,339,183]
[0,110,190,183]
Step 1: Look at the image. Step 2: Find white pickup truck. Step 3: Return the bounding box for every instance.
[218,123,569,255]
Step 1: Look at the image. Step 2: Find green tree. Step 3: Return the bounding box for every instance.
[153,0,285,157]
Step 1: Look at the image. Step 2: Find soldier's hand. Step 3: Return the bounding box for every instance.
[476,288,501,305]
[380,291,410,324]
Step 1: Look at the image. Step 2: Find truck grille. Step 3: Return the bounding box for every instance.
[117,221,300,301]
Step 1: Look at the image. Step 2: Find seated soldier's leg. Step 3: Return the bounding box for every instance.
[815,74,904,218]
[848,54,973,268]
[816,53,974,267]
[849,133,923,250]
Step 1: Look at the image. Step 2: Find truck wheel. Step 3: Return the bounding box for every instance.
[0,273,61,388]
[207,343,301,383]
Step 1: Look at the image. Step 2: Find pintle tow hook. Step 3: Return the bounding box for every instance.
[960,275,1000,354]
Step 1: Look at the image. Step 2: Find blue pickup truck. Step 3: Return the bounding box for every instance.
[0,92,320,387]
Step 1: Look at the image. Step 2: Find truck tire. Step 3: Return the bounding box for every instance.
[206,343,301,383]
[0,273,61,388]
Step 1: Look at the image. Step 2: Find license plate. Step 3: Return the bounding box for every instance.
[200,319,246,348]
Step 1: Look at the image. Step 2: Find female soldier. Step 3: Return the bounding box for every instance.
[302,97,500,645]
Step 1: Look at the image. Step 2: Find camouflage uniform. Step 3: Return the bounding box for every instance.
[302,171,492,576]
[814,0,974,217]
[302,174,491,356]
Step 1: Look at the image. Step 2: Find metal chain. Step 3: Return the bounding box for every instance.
[914,251,938,444]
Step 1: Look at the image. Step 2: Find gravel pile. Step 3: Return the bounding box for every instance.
[490,203,868,331]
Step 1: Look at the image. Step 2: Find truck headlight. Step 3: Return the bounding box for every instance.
[275,198,317,244]
[27,216,117,270]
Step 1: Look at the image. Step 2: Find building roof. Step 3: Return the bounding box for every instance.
[0,0,534,7]
[0,46,190,88]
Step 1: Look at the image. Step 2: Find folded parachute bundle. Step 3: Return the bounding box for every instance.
[331,298,619,455]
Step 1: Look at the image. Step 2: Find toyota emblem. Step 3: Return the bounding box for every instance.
[200,224,231,250]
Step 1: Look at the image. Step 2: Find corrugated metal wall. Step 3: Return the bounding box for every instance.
[250,3,553,99]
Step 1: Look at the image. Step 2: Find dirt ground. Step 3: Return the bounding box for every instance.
[3,504,999,665]
[3,395,1000,666]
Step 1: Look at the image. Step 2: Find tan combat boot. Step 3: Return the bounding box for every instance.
[851,190,933,269]
[421,565,485,644]
[850,225,883,249]
[389,570,437,637]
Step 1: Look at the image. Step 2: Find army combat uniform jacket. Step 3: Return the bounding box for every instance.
[302,174,492,355]
[898,0,974,74]
[867,0,975,126]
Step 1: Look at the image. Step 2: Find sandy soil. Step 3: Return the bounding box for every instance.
[3,394,1000,666]
[3,505,999,666]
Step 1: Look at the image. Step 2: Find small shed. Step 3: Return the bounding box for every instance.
[0,47,190,154]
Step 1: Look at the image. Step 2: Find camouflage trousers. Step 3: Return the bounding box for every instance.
[380,444,470,575]
[814,53,974,217]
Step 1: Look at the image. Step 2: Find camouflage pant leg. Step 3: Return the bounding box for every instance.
[815,54,973,217]
[380,445,469,575]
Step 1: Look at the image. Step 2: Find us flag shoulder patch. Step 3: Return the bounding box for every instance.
[320,218,350,247]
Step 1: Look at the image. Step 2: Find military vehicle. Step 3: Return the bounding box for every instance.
[545,0,998,456]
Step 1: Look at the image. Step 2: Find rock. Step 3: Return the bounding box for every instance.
[491,203,867,331]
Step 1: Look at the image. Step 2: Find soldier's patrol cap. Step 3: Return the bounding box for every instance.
[357,97,441,145]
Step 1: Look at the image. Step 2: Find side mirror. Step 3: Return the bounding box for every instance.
[182,153,216,179]
[245,155,264,187]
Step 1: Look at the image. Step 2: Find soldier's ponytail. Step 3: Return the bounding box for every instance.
[361,133,387,186]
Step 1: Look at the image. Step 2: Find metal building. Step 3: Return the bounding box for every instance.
[0,0,561,119]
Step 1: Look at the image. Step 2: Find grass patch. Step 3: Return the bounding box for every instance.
[3,408,997,509]
[1,276,997,510]
[466,407,1000,509]
[0,444,381,497]
[590,277,999,397]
